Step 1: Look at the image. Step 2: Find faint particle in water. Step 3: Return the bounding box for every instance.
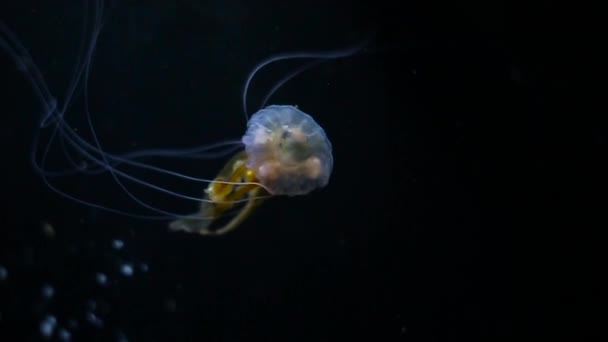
[40,315,57,338]
[139,263,149,272]
[67,318,78,330]
[67,245,79,255]
[510,65,522,83]
[111,239,124,250]
[41,221,55,237]
[41,284,55,299]
[0,265,7,281]
[22,246,35,266]
[96,299,111,315]
[39,322,53,338]
[57,328,71,342]
[95,272,108,286]
[165,298,177,312]
[85,299,97,312]
[116,331,129,342]
[78,160,88,171]
[85,312,104,328]
[120,263,134,277]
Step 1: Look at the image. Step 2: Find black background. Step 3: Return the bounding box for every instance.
[0,0,601,341]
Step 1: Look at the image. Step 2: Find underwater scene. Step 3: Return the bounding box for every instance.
[1,0,594,341]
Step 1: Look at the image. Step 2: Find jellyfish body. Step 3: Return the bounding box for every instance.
[1,0,365,236]
[168,150,265,235]
[243,105,333,196]
[170,105,333,235]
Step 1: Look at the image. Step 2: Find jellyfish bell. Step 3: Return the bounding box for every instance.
[1,0,365,236]
[169,105,334,236]
[242,105,333,196]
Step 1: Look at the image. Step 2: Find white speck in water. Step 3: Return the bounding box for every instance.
[120,264,134,277]
[40,315,57,338]
[95,272,108,286]
[111,239,124,250]
[139,263,149,272]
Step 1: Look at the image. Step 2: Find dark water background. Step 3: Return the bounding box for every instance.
[0,0,600,341]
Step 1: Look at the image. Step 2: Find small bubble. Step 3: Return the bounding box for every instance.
[40,321,54,338]
[57,328,71,341]
[0,265,7,281]
[40,315,57,338]
[120,264,133,277]
[111,239,124,250]
[41,284,55,299]
[95,272,108,286]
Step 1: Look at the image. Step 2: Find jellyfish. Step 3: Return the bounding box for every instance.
[0,0,365,235]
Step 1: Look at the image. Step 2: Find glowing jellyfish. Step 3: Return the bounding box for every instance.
[169,104,333,235]
[0,0,366,235]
